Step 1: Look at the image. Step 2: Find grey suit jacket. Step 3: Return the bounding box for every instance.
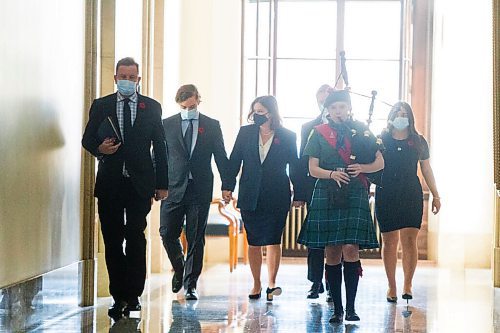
[162,113,231,203]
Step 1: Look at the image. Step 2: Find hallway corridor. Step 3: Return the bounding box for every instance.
[0,258,497,332]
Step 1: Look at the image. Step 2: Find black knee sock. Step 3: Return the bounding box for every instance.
[343,260,362,312]
[325,263,343,313]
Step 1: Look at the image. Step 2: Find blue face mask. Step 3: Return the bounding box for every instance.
[181,108,198,120]
[391,116,410,130]
[117,80,137,96]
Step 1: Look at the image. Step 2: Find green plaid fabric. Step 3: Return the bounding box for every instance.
[297,179,379,250]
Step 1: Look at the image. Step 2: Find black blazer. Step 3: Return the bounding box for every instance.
[162,113,231,204]
[228,124,305,212]
[300,115,323,204]
[82,93,168,198]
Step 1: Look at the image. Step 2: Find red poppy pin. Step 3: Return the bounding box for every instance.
[198,127,205,134]
[138,102,146,109]
[273,137,280,145]
[408,140,414,147]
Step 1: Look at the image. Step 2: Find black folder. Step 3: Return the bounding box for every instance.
[97,116,122,143]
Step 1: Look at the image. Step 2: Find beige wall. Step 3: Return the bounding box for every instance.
[428,0,493,268]
[0,1,85,287]
[163,0,242,194]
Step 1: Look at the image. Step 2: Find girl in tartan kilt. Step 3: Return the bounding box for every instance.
[297,90,384,323]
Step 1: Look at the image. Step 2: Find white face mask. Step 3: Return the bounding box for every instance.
[181,108,198,120]
[117,80,137,96]
[391,117,409,130]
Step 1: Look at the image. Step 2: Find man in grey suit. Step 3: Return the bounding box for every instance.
[160,84,232,300]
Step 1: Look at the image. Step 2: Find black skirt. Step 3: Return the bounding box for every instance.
[241,209,289,246]
[375,183,423,233]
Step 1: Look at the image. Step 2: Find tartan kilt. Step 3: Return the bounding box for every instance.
[297,179,379,249]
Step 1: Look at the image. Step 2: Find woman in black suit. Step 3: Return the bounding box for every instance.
[228,95,305,301]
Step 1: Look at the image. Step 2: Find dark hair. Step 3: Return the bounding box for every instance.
[384,101,424,154]
[115,57,139,74]
[247,95,283,130]
[175,84,201,103]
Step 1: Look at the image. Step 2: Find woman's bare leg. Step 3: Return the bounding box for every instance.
[248,245,262,294]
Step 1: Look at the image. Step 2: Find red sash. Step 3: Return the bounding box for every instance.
[315,124,369,189]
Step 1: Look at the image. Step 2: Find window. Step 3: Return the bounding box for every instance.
[115,0,143,76]
[242,0,408,137]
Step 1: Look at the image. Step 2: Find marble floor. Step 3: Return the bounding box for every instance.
[1,258,499,332]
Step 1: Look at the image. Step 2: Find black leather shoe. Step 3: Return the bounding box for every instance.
[185,288,198,300]
[172,270,183,293]
[108,300,127,319]
[124,297,141,315]
[329,311,344,324]
[307,282,324,299]
[266,287,282,302]
[345,309,360,321]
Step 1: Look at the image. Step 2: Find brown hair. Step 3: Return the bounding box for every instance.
[175,84,201,103]
[247,95,283,130]
[384,101,425,154]
[115,57,139,74]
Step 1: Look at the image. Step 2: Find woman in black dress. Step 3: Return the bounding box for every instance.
[375,102,441,303]
[228,96,305,302]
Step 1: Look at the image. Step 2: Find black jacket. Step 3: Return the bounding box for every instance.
[82,93,168,198]
[162,113,231,203]
[228,124,305,212]
[299,115,323,204]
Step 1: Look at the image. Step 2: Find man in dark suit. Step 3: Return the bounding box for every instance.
[82,57,168,319]
[160,84,232,300]
[300,84,333,300]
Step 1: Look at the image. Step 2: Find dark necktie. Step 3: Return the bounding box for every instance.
[184,119,193,157]
[123,98,132,142]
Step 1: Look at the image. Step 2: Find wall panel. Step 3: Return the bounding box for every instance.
[0,0,86,287]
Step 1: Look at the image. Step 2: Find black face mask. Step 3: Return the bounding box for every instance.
[253,114,268,126]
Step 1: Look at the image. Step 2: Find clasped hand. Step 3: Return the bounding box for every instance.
[222,190,233,204]
[330,164,363,188]
[330,170,350,188]
[98,138,121,155]
[154,189,169,201]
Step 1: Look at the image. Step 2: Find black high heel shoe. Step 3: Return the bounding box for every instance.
[386,296,398,303]
[402,293,413,304]
[386,290,398,303]
[266,287,282,302]
[248,288,262,300]
[402,292,413,317]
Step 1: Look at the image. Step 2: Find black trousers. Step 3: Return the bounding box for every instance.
[307,248,326,283]
[97,177,151,302]
[159,183,210,289]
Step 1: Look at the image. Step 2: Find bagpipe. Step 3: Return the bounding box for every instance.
[332,51,392,185]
